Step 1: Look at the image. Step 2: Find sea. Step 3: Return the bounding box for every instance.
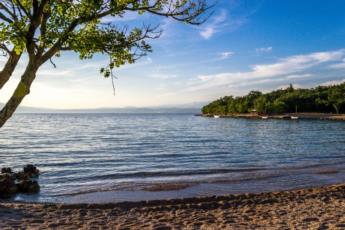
[1,113,345,203]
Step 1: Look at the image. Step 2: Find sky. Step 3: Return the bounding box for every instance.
[2,0,345,109]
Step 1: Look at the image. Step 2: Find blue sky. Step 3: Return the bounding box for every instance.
[2,0,345,109]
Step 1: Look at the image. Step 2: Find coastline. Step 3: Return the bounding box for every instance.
[201,112,345,121]
[2,183,345,229]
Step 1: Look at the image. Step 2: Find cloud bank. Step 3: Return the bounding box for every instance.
[187,49,345,91]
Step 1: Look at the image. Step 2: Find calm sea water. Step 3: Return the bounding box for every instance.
[1,113,345,203]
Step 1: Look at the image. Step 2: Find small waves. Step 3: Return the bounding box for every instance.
[1,114,345,202]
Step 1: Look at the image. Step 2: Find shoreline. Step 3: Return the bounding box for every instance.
[200,112,345,121]
[9,162,345,204]
[2,183,345,229]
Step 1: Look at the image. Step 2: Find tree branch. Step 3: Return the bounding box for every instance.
[0,61,37,128]
[123,0,212,25]
[25,0,49,59]
[0,11,13,23]
[0,50,22,90]
[13,0,31,18]
[40,8,116,64]
[0,44,11,54]
[0,2,17,21]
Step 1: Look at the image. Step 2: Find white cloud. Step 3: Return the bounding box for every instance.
[37,69,72,77]
[320,79,345,86]
[219,51,234,60]
[285,74,313,79]
[329,62,345,69]
[256,47,273,53]
[200,27,216,39]
[149,73,178,80]
[200,10,227,39]
[276,83,302,90]
[187,49,345,91]
[159,18,174,39]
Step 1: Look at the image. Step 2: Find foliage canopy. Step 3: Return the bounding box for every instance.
[202,83,345,115]
[0,0,210,127]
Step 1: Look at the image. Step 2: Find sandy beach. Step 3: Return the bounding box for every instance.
[1,183,345,229]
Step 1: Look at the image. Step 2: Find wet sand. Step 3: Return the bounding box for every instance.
[1,183,345,229]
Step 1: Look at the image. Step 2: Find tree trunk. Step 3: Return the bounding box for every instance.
[0,62,38,128]
[333,104,339,114]
[0,53,21,89]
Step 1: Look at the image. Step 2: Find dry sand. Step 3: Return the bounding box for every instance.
[1,183,345,229]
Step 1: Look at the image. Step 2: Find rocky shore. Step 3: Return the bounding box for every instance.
[202,112,345,121]
[1,183,345,229]
[0,165,40,198]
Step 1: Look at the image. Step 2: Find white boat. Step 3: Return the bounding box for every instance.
[213,115,220,118]
[291,116,299,120]
[261,116,268,119]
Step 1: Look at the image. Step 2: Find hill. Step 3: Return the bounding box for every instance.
[0,103,201,114]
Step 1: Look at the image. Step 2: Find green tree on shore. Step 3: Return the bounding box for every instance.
[202,83,345,115]
[328,88,345,114]
[0,0,210,128]
[254,96,267,114]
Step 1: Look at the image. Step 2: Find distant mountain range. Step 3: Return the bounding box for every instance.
[0,102,205,114]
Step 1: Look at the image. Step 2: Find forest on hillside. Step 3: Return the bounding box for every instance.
[202,83,345,115]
